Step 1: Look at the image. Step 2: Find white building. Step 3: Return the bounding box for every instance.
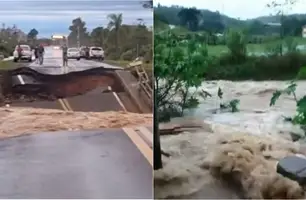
[303,26,306,38]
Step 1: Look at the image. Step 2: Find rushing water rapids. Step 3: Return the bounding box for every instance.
[155,81,306,199]
[184,80,306,136]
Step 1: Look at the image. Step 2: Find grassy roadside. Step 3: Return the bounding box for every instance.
[0,61,21,70]
[104,60,152,73]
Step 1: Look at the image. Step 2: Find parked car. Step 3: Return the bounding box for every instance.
[89,47,104,60]
[13,45,32,62]
[67,48,80,60]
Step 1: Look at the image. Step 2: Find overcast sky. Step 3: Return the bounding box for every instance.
[154,0,305,19]
[0,0,153,37]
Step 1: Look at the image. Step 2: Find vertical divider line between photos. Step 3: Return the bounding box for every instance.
[154,76,163,170]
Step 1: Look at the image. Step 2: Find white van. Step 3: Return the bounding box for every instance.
[13,45,32,62]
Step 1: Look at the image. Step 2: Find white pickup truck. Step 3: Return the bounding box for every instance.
[13,45,32,62]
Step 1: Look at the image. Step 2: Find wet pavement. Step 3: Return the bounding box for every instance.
[29,47,122,75]
[0,128,152,198]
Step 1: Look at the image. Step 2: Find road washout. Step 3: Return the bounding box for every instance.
[0,66,153,137]
[154,117,306,199]
[1,66,124,103]
[0,107,152,138]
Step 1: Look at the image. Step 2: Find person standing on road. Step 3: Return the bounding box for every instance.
[38,44,45,64]
[17,44,22,61]
[34,45,39,63]
[37,44,45,65]
[85,46,90,59]
[62,44,68,66]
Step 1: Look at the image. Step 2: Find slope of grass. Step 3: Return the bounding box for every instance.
[0,61,18,69]
[104,60,152,72]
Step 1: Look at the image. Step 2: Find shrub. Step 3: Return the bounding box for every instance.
[120,50,134,61]
[206,52,306,80]
[297,66,306,80]
[226,29,247,62]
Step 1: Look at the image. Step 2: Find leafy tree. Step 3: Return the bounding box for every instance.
[226,29,247,61]
[0,25,25,57]
[89,20,151,62]
[142,0,153,9]
[107,13,123,59]
[155,4,306,36]
[91,27,109,47]
[267,0,300,55]
[178,8,201,31]
[154,30,209,121]
[68,17,90,46]
[27,28,38,44]
[154,13,169,30]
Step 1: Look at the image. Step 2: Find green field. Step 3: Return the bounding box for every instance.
[207,37,306,56]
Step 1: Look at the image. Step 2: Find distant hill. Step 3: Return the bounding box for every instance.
[154,5,243,27]
[154,5,306,29]
[254,14,306,23]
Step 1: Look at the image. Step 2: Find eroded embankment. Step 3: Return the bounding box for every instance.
[155,118,306,199]
[0,66,125,103]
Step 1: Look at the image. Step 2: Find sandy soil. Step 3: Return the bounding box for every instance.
[155,118,306,199]
[0,107,152,138]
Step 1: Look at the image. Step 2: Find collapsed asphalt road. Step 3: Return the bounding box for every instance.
[5,67,128,112]
[1,46,146,113]
[0,47,153,198]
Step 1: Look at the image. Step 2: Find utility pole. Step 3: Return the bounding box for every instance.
[0,23,4,41]
[77,26,80,48]
[12,24,19,43]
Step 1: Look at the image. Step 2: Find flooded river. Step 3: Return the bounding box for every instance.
[185,80,306,136]
[156,80,306,199]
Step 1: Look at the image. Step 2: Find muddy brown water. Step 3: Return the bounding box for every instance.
[156,80,306,199]
[183,80,306,136]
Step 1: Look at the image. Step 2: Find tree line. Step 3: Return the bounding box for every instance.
[154,4,306,37]
[0,13,152,62]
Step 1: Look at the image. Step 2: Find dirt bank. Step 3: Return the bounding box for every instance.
[155,118,306,199]
[2,67,123,102]
[0,107,152,138]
